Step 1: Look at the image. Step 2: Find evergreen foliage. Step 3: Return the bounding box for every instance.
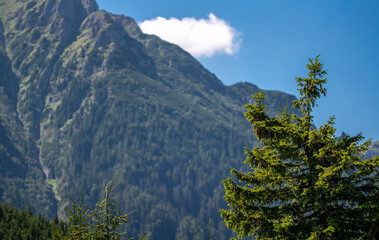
[65,194,90,239]
[0,179,146,239]
[221,56,379,239]
[0,202,67,239]
[0,0,306,238]
[63,178,148,240]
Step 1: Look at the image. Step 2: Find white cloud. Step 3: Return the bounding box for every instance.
[138,13,241,58]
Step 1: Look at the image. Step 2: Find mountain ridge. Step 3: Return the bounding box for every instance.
[0,1,299,239]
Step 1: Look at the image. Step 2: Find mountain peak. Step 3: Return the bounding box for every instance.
[0,1,301,239]
[80,0,99,13]
[0,0,97,31]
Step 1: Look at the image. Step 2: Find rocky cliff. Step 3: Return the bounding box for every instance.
[0,1,298,239]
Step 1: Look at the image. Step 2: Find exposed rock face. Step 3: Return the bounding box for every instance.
[0,0,298,239]
[367,141,379,157]
[0,0,102,218]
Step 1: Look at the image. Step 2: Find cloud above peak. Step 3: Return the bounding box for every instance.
[138,13,241,58]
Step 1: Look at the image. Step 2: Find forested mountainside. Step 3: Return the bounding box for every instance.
[0,0,298,239]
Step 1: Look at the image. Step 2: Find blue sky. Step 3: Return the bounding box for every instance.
[97,0,379,142]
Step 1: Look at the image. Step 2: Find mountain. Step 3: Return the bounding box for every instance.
[370,141,379,155]
[364,141,379,158]
[0,0,298,239]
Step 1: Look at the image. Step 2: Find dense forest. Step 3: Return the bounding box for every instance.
[0,0,300,239]
[0,0,378,239]
[0,202,67,239]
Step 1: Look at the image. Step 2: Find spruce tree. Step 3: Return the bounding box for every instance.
[65,193,90,239]
[89,179,134,240]
[221,56,379,239]
[63,178,149,240]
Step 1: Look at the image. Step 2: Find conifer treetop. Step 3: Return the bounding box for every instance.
[293,55,327,120]
[221,56,379,240]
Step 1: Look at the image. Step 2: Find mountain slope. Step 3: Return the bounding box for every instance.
[0,1,298,239]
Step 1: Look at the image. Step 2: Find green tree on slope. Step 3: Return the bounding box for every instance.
[221,56,379,239]
[63,178,148,240]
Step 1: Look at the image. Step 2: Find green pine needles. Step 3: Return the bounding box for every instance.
[62,178,149,240]
[221,56,379,239]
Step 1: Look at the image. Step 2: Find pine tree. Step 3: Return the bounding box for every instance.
[0,202,67,239]
[63,178,149,240]
[89,178,134,240]
[65,193,90,239]
[221,56,379,239]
